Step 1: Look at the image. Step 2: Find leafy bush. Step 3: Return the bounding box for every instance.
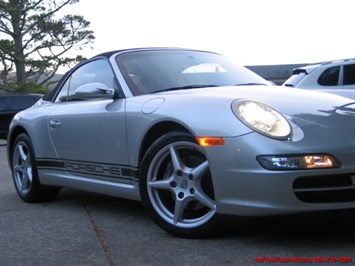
[13,82,50,95]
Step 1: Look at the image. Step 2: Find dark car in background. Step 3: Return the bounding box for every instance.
[0,94,42,139]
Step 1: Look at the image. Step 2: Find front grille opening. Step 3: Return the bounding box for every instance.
[295,189,355,203]
[294,175,352,189]
[293,174,355,203]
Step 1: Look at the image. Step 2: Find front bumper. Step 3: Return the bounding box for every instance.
[206,133,355,216]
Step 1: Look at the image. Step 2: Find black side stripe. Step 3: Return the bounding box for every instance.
[36,158,139,182]
[37,160,64,168]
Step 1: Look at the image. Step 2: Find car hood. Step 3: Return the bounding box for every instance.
[158,85,355,130]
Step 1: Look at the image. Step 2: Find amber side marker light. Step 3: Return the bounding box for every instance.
[196,137,225,147]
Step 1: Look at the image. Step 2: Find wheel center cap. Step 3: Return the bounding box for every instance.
[179,179,188,189]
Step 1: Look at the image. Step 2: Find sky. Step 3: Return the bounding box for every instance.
[55,0,355,66]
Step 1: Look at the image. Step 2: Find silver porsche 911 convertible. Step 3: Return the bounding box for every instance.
[7,48,355,238]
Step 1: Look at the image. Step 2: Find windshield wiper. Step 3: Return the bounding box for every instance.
[154,84,220,93]
[235,82,267,86]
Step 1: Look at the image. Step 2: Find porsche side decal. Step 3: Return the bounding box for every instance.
[36,158,139,183]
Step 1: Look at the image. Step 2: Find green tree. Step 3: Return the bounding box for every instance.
[13,81,49,94]
[0,0,94,91]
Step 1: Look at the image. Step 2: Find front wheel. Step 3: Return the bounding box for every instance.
[11,133,60,202]
[139,132,219,238]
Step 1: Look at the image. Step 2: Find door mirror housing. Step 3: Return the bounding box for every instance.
[75,83,115,100]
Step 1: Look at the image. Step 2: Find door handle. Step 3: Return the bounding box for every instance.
[49,119,61,129]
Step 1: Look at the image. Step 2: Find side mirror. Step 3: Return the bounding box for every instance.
[75,83,115,100]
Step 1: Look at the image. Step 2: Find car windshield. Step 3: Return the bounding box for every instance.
[115,50,268,95]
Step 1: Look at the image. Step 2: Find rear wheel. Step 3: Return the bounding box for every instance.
[11,133,60,202]
[140,132,219,238]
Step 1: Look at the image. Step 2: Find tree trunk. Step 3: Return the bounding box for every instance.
[10,0,26,86]
[14,42,26,86]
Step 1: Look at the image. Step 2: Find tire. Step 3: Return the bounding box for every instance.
[139,131,219,238]
[11,133,60,202]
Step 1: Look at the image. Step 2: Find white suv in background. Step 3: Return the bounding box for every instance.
[283,58,355,100]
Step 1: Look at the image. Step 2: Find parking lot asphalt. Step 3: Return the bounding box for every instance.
[1,139,355,266]
[1,140,174,266]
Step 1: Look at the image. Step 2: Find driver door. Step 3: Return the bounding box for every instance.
[48,59,130,183]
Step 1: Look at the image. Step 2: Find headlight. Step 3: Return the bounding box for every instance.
[232,100,292,139]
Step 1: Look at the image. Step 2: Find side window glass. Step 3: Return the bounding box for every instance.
[55,59,116,102]
[11,96,37,110]
[318,66,340,86]
[343,64,355,85]
[55,77,71,102]
[0,97,6,111]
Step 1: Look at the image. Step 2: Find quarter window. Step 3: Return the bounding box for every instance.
[318,66,340,86]
[343,64,355,85]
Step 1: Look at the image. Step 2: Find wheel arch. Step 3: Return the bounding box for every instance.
[7,126,29,167]
[138,121,192,165]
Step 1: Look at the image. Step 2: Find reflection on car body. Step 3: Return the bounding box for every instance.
[6,48,355,238]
